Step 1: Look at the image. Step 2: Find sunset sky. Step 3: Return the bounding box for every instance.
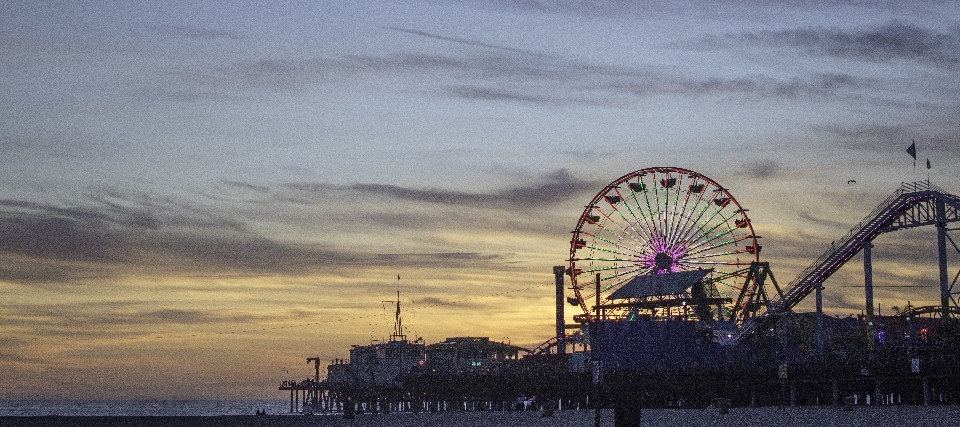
[2,1,959,400]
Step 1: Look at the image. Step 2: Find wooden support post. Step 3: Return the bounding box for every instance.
[832,380,839,406]
[875,378,882,406]
[790,381,796,407]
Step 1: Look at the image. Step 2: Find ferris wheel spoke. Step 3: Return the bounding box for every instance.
[638,178,663,240]
[664,174,687,249]
[686,232,754,257]
[613,188,658,247]
[685,233,738,257]
[671,188,724,249]
[678,178,706,236]
[669,185,714,249]
[651,175,667,240]
[582,263,637,274]
[588,211,648,255]
[628,179,655,228]
[575,256,639,263]
[658,174,675,241]
[665,176,696,250]
[579,231,648,257]
[655,173,669,241]
[595,202,645,246]
[689,210,738,244]
[627,186,663,250]
[679,203,728,247]
[607,196,656,253]
[601,266,648,292]
[685,262,754,272]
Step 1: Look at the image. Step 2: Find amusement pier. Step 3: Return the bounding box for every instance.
[279,168,960,420]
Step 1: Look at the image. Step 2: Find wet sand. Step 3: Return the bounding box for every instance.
[2,406,958,427]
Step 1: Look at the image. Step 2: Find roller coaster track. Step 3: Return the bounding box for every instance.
[529,334,579,355]
[895,305,960,319]
[735,181,960,341]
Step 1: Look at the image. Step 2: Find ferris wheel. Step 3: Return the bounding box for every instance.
[568,167,760,324]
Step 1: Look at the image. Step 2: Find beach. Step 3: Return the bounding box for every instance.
[2,406,958,427]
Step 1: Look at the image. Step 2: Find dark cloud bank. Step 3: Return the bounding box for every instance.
[0,171,596,284]
[692,21,960,67]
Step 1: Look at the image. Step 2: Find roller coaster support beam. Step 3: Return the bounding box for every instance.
[731,262,782,325]
[864,241,875,328]
[937,198,950,320]
[553,265,567,354]
[815,282,824,356]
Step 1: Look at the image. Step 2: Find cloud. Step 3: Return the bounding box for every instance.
[0,193,333,281]
[0,207,116,263]
[777,21,960,66]
[0,302,274,342]
[155,24,242,41]
[820,123,909,142]
[620,72,868,99]
[696,21,960,67]
[222,181,270,193]
[349,169,597,209]
[0,352,37,364]
[742,160,780,179]
[445,85,555,103]
[818,113,960,156]
[0,178,572,285]
[190,35,876,107]
[280,169,598,210]
[385,26,552,58]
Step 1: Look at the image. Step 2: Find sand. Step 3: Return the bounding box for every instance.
[2,406,958,427]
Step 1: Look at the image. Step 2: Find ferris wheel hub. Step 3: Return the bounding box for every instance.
[654,252,673,272]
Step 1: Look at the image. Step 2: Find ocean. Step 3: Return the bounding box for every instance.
[0,400,290,416]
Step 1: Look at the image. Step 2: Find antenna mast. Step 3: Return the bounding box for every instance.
[384,275,406,342]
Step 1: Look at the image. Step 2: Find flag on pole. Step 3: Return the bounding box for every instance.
[907,141,917,171]
[927,159,931,169]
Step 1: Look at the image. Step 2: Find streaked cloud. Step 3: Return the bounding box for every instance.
[684,21,960,67]
[277,169,599,209]
[385,26,552,58]
[767,21,960,66]
[0,171,588,284]
[154,24,242,41]
[350,169,597,209]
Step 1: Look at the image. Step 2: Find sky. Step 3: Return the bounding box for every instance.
[1,1,959,400]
